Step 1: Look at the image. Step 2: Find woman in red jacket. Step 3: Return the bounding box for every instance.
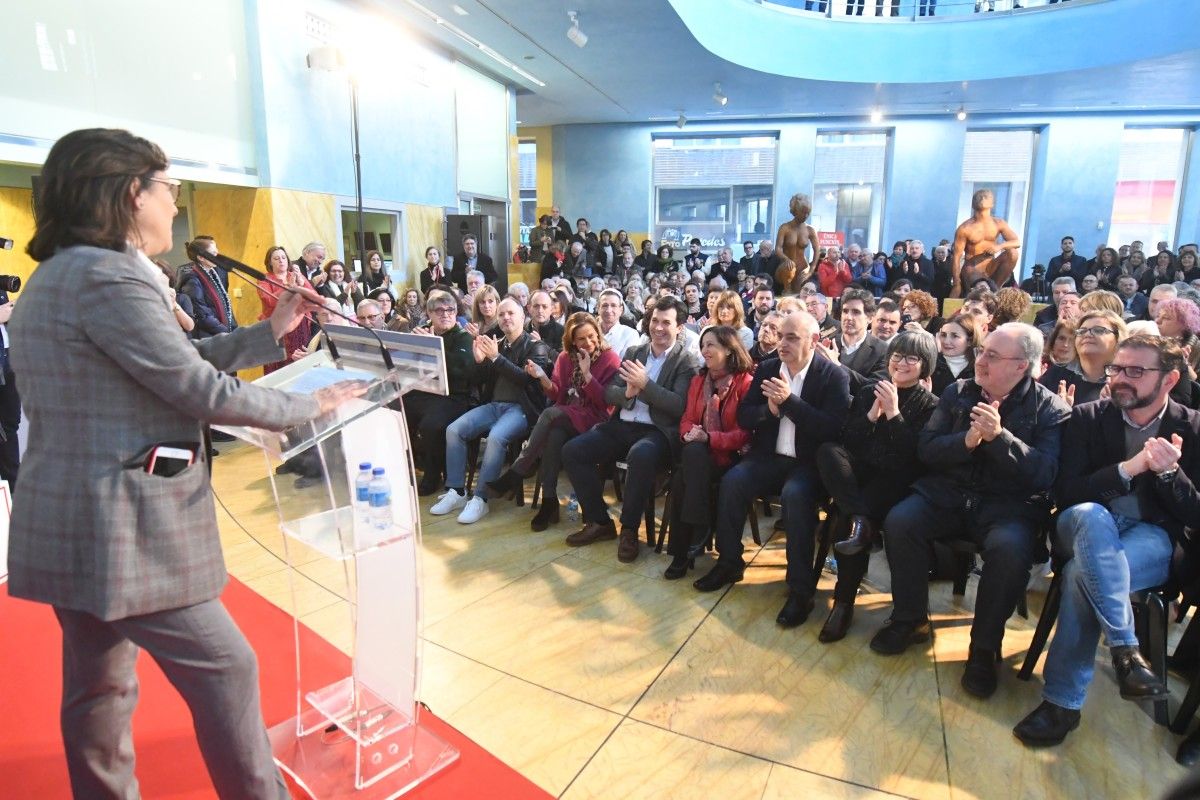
[487,312,620,530]
[817,246,853,300]
[664,325,754,580]
[257,245,313,374]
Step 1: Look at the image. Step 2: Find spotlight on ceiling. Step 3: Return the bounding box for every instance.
[567,11,588,48]
[956,106,967,121]
[712,82,728,107]
[676,112,687,129]
[870,108,883,123]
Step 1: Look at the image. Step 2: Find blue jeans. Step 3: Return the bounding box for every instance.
[444,402,528,499]
[1042,502,1172,710]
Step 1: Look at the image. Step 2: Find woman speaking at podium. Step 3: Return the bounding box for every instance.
[6,128,363,799]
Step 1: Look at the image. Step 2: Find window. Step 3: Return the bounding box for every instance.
[518,140,537,244]
[813,132,888,253]
[1109,128,1190,249]
[652,135,778,254]
[957,130,1036,254]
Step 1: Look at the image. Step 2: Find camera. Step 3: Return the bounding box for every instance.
[901,313,913,325]
[0,276,20,293]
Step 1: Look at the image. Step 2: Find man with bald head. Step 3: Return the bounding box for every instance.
[695,311,852,630]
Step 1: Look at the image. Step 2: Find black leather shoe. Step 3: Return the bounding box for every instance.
[485,469,522,500]
[834,515,876,556]
[1178,727,1200,766]
[693,560,746,592]
[1013,700,1081,747]
[869,618,932,655]
[818,602,854,643]
[776,592,816,628]
[530,501,560,532]
[961,646,1000,699]
[1111,645,1167,699]
[663,556,694,580]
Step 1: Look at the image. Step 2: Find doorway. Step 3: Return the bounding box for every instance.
[471,198,509,273]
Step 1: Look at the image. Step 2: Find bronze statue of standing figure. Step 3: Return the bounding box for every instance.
[775,193,816,294]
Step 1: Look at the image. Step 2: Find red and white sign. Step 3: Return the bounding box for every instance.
[817,231,845,249]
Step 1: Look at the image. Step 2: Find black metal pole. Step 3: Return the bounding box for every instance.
[350,77,366,278]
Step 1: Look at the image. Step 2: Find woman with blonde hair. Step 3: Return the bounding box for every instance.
[711,290,755,350]
[487,312,620,530]
[468,284,501,337]
[1079,289,1125,317]
[1039,309,1127,406]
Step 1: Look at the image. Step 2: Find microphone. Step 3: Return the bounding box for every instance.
[205,252,395,372]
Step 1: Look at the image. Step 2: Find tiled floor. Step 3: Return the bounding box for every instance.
[211,440,1192,799]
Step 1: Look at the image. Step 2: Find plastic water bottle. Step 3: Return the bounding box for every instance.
[368,468,392,530]
[565,493,580,523]
[354,462,373,526]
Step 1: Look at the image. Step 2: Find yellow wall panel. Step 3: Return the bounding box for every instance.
[0,188,39,285]
[400,203,445,291]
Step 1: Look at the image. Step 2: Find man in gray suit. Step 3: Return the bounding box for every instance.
[7,128,363,800]
[816,287,889,394]
[563,296,699,563]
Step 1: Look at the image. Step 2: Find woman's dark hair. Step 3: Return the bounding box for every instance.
[323,259,347,276]
[888,330,938,379]
[657,244,674,259]
[29,128,169,261]
[699,325,754,374]
[366,249,386,273]
[424,245,439,261]
[264,246,289,271]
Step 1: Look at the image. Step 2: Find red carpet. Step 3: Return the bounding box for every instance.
[0,580,551,799]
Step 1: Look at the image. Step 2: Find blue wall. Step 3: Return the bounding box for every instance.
[547,112,1200,279]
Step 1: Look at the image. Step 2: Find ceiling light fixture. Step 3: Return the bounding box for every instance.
[712,82,728,107]
[451,3,469,15]
[870,108,883,123]
[676,112,687,129]
[956,106,967,121]
[567,11,588,48]
[396,0,545,86]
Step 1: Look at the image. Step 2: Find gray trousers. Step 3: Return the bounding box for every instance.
[54,599,289,800]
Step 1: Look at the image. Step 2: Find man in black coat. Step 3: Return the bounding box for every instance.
[449,234,497,292]
[1014,335,1197,748]
[816,288,888,395]
[694,311,851,629]
[1047,236,1087,284]
[871,323,1071,701]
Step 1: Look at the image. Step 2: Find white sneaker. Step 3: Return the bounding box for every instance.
[430,489,467,515]
[457,496,489,524]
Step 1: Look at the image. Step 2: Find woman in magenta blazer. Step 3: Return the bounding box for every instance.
[664,325,753,579]
[487,312,620,530]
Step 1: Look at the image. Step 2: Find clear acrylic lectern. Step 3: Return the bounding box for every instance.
[215,325,459,798]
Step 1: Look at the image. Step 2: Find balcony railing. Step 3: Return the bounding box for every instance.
[761,0,1098,21]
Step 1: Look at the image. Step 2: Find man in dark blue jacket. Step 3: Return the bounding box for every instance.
[1047,236,1088,285]
[871,323,1070,700]
[694,311,851,629]
[1014,335,1198,748]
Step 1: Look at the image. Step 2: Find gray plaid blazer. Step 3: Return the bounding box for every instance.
[7,246,319,620]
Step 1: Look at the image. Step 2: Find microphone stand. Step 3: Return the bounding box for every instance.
[207,252,395,372]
